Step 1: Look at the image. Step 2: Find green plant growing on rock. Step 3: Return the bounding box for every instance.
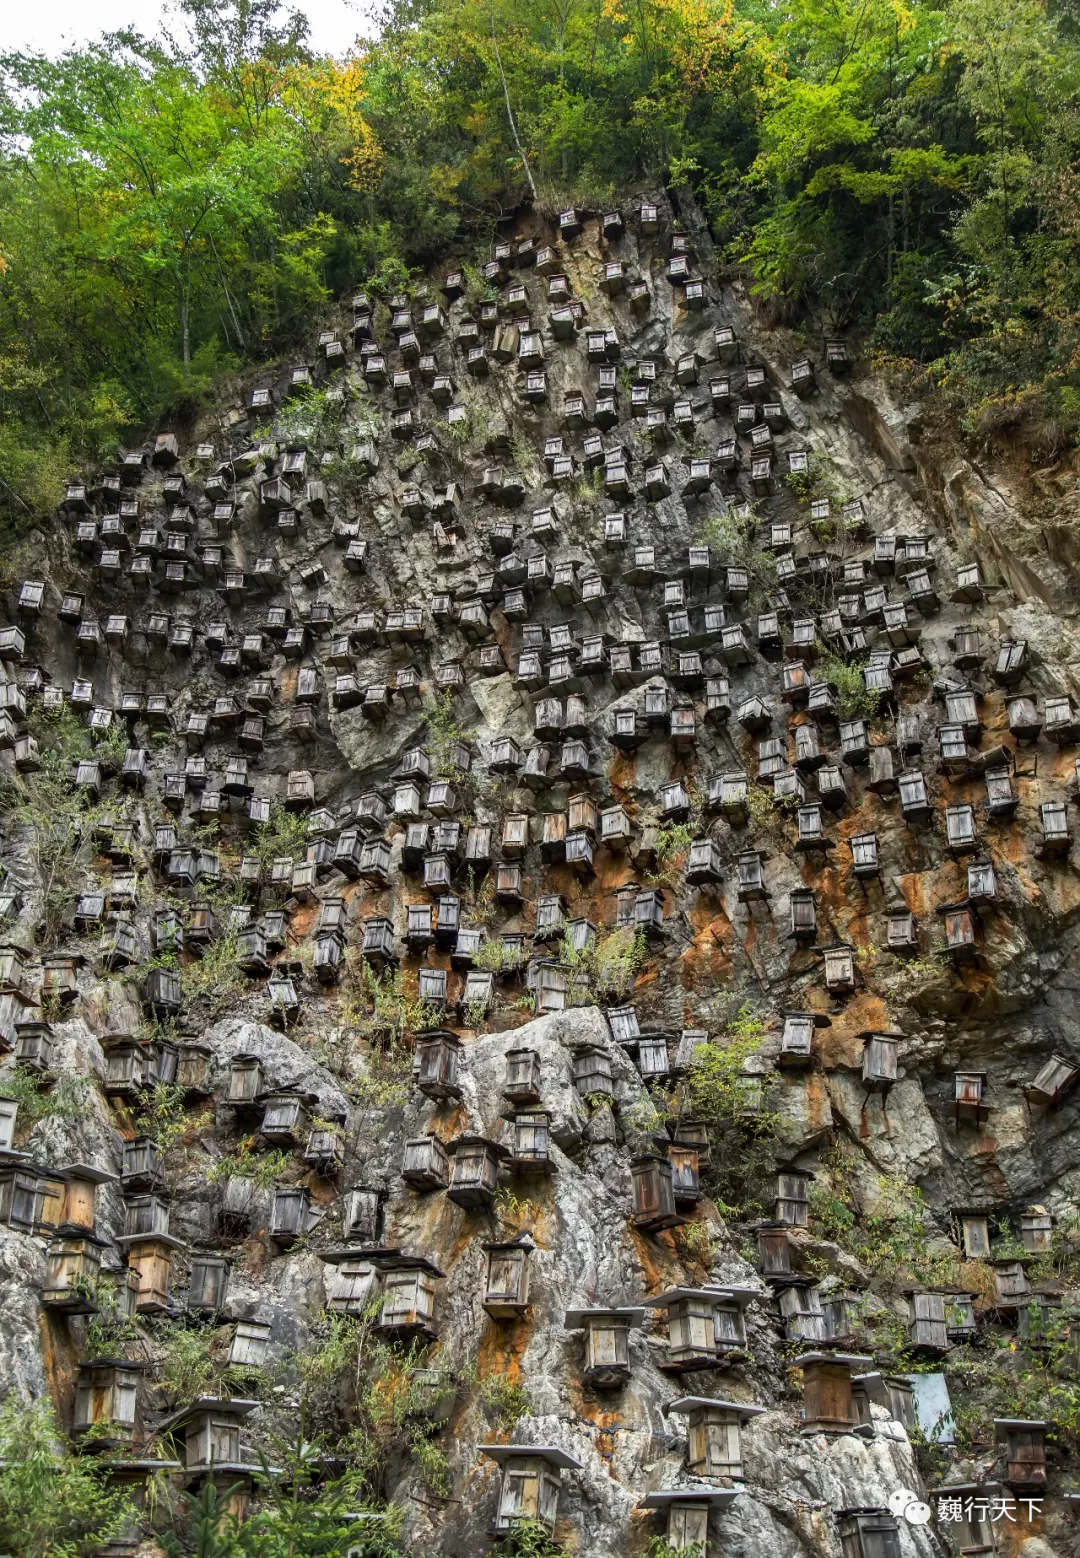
[325,441,381,504]
[208,1144,294,1189]
[679,1221,720,1267]
[494,1517,568,1557]
[179,898,250,1018]
[0,1395,133,1556]
[784,451,851,515]
[464,997,490,1030]
[942,1318,1080,1458]
[495,1187,542,1226]
[581,1091,613,1115]
[270,383,345,454]
[250,801,311,869]
[472,937,520,974]
[480,1375,532,1428]
[462,262,498,309]
[463,865,497,929]
[694,508,775,598]
[648,821,694,880]
[85,1274,141,1358]
[645,1540,704,1558]
[342,956,431,1045]
[680,1007,780,1219]
[134,1082,212,1190]
[445,402,482,445]
[560,926,648,1004]
[808,1149,961,1292]
[622,1094,666,1136]
[817,652,881,721]
[422,690,473,780]
[745,782,799,828]
[136,1082,210,1152]
[0,1064,90,1129]
[157,1321,220,1402]
[295,1315,463,1506]
[880,949,953,1008]
[10,706,111,949]
[350,1042,414,1113]
[406,1433,452,1498]
[90,718,130,774]
[508,430,533,472]
[572,467,603,502]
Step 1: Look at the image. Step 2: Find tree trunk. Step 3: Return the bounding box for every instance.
[490,10,538,200]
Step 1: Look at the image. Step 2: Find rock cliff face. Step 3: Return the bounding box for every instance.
[2,188,1080,1558]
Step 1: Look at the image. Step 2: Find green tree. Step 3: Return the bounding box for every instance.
[0,1396,132,1558]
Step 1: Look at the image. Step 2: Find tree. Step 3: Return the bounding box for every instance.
[0,1396,132,1558]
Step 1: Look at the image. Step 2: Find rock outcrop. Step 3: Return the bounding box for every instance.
[0,188,1078,1557]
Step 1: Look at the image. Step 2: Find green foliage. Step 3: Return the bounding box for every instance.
[250,801,311,869]
[3,0,1080,507]
[463,998,490,1031]
[164,1437,400,1558]
[679,1221,720,1268]
[808,1147,963,1292]
[240,1428,383,1556]
[208,1143,295,1188]
[135,1082,211,1154]
[421,691,472,779]
[157,1322,221,1402]
[943,1317,1080,1456]
[649,822,695,879]
[479,1375,532,1428]
[695,508,775,597]
[680,1006,780,1218]
[471,937,520,974]
[559,926,649,1004]
[0,1065,90,1129]
[494,1518,568,1558]
[817,653,881,722]
[180,916,247,1017]
[494,1188,542,1226]
[12,707,109,948]
[645,1540,704,1558]
[443,403,483,446]
[162,1478,243,1558]
[268,384,345,455]
[342,957,434,1047]
[407,1434,452,1498]
[0,1396,132,1557]
[293,1313,461,1512]
[745,782,798,829]
[91,719,131,772]
[879,948,954,1008]
[84,1275,142,1359]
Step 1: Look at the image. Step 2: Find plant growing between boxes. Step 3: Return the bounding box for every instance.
[493,1516,569,1557]
[816,651,882,721]
[0,1396,133,1555]
[293,1312,460,1502]
[0,1063,89,1129]
[342,957,435,1045]
[208,1144,295,1190]
[5,705,113,948]
[679,1006,780,1217]
[559,926,648,1004]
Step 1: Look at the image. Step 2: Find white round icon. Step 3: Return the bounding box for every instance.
[888,1488,918,1517]
[905,1501,932,1525]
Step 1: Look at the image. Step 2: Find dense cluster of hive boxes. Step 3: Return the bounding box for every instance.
[0,196,1077,1553]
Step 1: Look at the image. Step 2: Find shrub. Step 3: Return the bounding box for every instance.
[0,1396,132,1557]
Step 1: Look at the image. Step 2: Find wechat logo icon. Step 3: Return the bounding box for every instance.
[888,1488,932,1525]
